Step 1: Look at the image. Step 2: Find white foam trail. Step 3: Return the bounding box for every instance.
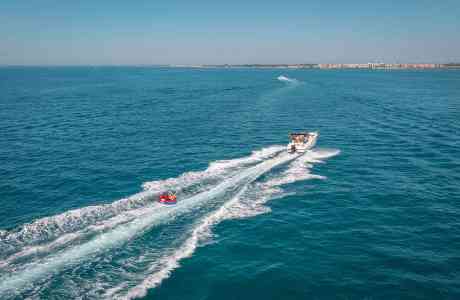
[265,148,340,186]
[0,191,157,257]
[221,148,340,220]
[120,149,340,299]
[306,148,341,160]
[277,75,299,83]
[122,186,250,300]
[0,204,160,268]
[142,145,283,191]
[0,151,296,297]
[0,145,284,257]
[0,233,80,269]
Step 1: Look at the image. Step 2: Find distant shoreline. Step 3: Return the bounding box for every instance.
[1,64,460,69]
[170,63,460,70]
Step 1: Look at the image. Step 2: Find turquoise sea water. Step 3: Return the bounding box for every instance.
[0,67,459,299]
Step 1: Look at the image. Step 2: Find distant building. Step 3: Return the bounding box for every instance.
[318,63,441,69]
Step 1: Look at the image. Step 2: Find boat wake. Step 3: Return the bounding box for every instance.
[0,145,284,259]
[277,75,299,84]
[0,146,339,299]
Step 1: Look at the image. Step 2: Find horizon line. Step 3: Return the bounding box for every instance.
[1,62,460,67]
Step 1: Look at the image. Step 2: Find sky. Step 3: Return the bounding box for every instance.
[1,0,459,65]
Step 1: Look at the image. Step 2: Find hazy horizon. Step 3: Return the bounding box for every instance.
[1,0,459,66]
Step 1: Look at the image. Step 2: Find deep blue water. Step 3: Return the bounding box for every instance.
[0,67,459,299]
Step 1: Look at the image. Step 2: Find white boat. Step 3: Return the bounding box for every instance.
[287,132,318,153]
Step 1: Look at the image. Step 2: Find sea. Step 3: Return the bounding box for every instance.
[0,67,459,299]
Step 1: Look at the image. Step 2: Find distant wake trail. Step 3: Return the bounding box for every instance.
[277,75,299,84]
[0,150,297,298]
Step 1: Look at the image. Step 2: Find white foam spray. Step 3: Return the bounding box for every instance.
[0,146,284,258]
[215,148,340,220]
[277,75,299,83]
[122,186,250,299]
[0,150,296,298]
[118,149,340,299]
[0,147,340,299]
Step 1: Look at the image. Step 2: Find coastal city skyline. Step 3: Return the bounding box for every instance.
[169,63,459,69]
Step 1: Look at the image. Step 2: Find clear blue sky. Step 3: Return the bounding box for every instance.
[1,0,459,65]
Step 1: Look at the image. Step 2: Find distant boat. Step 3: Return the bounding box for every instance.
[287,132,318,153]
[277,75,299,83]
[277,75,292,82]
[277,75,291,81]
